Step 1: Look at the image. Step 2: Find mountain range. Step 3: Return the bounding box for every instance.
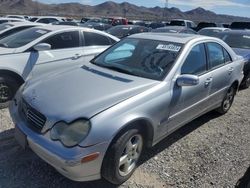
[0,0,249,23]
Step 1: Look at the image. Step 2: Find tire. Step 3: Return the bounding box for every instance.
[241,72,250,89]
[0,75,20,109]
[102,129,144,185]
[216,86,236,114]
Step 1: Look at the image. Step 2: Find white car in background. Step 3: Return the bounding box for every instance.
[0,22,44,39]
[0,25,119,108]
[35,16,66,24]
[5,15,28,20]
[0,18,26,24]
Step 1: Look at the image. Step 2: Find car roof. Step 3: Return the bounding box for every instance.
[3,22,43,27]
[129,33,200,44]
[157,26,187,30]
[0,18,24,21]
[34,25,80,31]
[200,27,228,30]
[220,29,250,34]
[112,25,143,29]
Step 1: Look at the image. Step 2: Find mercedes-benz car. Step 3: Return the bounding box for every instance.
[0,25,119,108]
[10,33,244,185]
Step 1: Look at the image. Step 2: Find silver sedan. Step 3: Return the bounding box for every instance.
[10,33,244,185]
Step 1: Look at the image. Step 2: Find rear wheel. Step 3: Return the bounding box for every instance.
[102,129,144,185]
[216,86,236,114]
[0,76,20,109]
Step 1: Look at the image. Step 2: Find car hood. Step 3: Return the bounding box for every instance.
[232,48,250,60]
[22,63,159,121]
[0,47,16,55]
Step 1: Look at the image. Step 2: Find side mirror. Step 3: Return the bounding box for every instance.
[177,74,199,87]
[33,43,51,51]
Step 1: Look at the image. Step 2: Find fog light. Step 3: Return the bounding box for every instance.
[81,152,100,163]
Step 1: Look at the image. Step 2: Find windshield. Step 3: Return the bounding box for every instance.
[0,24,13,32]
[218,33,250,49]
[92,38,183,80]
[106,27,130,37]
[0,27,51,48]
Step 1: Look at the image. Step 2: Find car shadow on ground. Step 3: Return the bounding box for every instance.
[0,111,221,188]
[236,166,250,188]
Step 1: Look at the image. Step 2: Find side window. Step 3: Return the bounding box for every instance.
[187,22,192,28]
[42,31,80,49]
[223,48,232,63]
[181,44,207,75]
[83,32,111,46]
[37,18,49,24]
[207,43,225,69]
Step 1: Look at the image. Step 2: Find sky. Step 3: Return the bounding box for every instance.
[37,0,250,18]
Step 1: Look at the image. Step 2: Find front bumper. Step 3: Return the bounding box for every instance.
[9,101,109,182]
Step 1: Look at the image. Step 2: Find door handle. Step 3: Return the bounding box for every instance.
[72,54,82,59]
[205,77,213,86]
[228,67,234,74]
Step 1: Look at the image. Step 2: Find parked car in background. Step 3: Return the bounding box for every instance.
[35,16,66,24]
[230,22,250,30]
[52,21,79,26]
[0,22,43,39]
[106,25,149,38]
[169,19,196,29]
[152,26,197,34]
[0,25,119,108]
[195,22,217,31]
[11,33,244,185]
[128,20,146,26]
[0,18,26,24]
[198,27,230,37]
[5,15,28,20]
[217,30,250,88]
[106,17,128,26]
[81,22,112,31]
[148,22,166,29]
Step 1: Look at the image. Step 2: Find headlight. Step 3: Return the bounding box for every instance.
[50,119,91,147]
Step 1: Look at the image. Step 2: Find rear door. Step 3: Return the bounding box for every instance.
[205,42,234,106]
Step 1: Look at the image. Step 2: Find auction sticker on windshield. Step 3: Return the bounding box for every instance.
[156,44,181,52]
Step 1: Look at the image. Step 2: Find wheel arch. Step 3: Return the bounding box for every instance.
[107,117,155,151]
[0,69,24,85]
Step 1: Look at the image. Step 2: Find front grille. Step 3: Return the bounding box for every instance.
[21,99,46,133]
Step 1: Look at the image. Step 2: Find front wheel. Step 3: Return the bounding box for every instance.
[216,86,236,114]
[0,76,20,109]
[102,129,144,185]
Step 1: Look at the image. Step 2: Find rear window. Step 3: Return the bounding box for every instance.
[0,27,50,48]
[218,33,250,49]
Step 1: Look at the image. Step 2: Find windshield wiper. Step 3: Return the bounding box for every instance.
[94,63,136,76]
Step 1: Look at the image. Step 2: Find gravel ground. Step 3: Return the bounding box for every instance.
[0,89,249,188]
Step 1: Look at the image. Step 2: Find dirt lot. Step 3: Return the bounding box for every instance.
[0,89,250,188]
